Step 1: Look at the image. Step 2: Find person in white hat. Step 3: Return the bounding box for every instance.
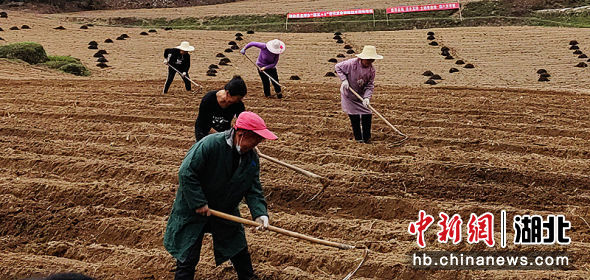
[335,45,383,144]
[240,39,285,99]
[163,41,195,94]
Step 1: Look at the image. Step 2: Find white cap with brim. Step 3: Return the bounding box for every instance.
[176,41,195,52]
[356,45,383,60]
[266,39,285,55]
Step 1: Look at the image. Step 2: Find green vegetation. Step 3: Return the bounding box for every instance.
[96,1,590,32]
[0,43,90,76]
[0,42,48,64]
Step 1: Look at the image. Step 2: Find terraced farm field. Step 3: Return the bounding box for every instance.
[1,78,589,279]
[1,6,590,280]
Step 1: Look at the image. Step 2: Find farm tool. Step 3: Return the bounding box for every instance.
[348,88,408,145]
[164,59,203,93]
[255,147,330,201]
[210,209,368,280]
[243,53,286,90]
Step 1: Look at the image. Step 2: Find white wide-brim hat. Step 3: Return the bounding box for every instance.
[356,45,383,60]
[176,41,195,52]
[266,39,285,54]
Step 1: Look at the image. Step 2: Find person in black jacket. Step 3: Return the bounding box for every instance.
[195,75,247,142]
[163,41,194,94]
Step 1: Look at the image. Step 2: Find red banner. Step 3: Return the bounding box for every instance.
[287,9,374,19]
[387,3,460,14]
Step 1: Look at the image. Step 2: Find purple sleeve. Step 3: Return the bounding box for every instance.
[266,55,279,69]
[364,69,375,99]
[334,59,353,81]
[244,42,266,51]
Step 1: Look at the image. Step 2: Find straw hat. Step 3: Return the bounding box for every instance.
[175,41,195,52]
[266,39,285,54]
[356,45,383,60]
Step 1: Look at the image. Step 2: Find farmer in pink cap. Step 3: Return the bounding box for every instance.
[164,111,277,280]
[241,39,285,99]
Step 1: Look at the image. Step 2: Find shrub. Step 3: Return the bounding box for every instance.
[0,42,48,64]
[58,62,90,76]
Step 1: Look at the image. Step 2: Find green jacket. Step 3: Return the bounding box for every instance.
[163,130,268,264]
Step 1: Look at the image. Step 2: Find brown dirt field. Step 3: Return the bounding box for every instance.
[2,12,590,93]
[1,8,590,280]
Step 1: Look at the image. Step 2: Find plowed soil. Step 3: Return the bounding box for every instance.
[1,8,590,280]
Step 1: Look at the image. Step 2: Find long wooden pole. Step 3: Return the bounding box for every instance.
[165,62,202,89]
[255,147,322,179]
[348,87,408,140]
[209,209,355,250]
[243,54,285,89]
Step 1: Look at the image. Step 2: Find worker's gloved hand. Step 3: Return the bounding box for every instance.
[259,66,266,71]
[255,215,269,231]
[195,204,211,216]
[163,59,168,65]
[363,98,370,108]
[340,80,350,91]
[240,48,246,55]
[182,72,187,78]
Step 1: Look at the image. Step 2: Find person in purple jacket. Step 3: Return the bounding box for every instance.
[240,39,285,99]
[335,45,383,144]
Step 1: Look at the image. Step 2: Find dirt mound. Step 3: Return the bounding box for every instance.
[80,25,88,29]
[537,69,547,74]
[449,67,459,73]
[324,71,336,77]
[140,31,148,35]
[425,78,436,84]
[289,75,300,80]
[422,71,433,76]
[328,58,337,63]
[247,30,255,34]
[429,41,438,46]
[104,39,113,43]
[575,62,587,67]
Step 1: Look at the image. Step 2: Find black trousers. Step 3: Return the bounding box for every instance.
[164,67,191,93]
[257,68,281,97]
[348,114,372,142]
[174,230,255,280]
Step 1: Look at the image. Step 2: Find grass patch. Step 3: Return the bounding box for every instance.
[94,1,590,32]
[0,42,48,64]
[44,55,90,76]
[0,42,90,76]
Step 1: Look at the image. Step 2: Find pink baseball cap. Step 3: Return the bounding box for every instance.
[235,111,278,140]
